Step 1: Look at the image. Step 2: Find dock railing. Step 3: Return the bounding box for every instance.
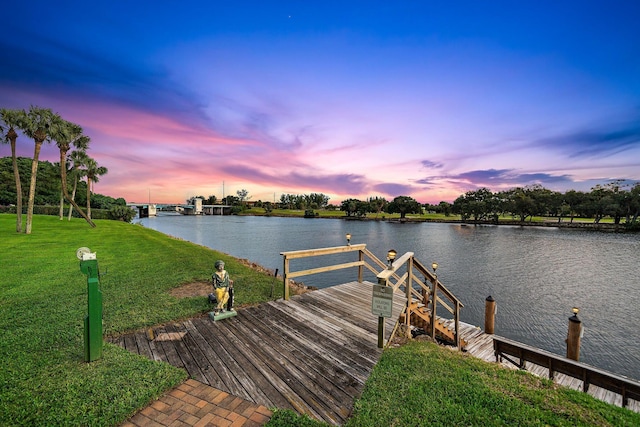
[377,252,464,348]
[281,244,393,300]
[494,336,640,409]
[281,244,464,349]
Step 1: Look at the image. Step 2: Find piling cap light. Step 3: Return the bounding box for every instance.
[346,233,351,244]
[432,262,438,272]
[572,307,580,316]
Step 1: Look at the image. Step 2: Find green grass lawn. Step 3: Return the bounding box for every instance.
[0,214,282,426]
[268,341,640,426]
[346,341,640,426]
[2,213,636,426]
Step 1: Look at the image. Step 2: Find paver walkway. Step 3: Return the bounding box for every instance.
[121,379,272,427]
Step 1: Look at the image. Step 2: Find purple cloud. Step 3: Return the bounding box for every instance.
[421,160,444,169]
[371,183,415,197]
[536,115,640,158]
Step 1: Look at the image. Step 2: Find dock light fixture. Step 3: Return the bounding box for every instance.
[346,233,351,246]
[432,262,438,273]
[572,307,580,317]
[387,249,397,269]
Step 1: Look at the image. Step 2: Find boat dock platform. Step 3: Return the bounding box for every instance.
[112,281,639,425]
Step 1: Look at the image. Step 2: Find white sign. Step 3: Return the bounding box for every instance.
[372,284,394,317]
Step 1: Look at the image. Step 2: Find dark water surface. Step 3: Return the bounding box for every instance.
[139,214,640,380]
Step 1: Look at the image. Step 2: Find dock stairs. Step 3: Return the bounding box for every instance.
[281,243,466,350]
[407,302,467,347]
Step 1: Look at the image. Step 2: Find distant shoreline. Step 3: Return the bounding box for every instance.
[237,211,636,232]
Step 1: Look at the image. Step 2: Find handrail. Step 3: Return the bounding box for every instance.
[281,243,367,259]
[281,244,465,349]
[494,336,640,408]
[281,243,386,300]
[377,252,465,349]
[413,259,462,309]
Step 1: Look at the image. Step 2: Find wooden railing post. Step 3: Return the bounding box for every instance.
[566,310,582,361]
[485,295,496,334]
[283,256,290,300]
[406,257,413,328]
[358,249,364,283]
[430,277,438,340]
[455,301,460,349]
[377,277,386,348]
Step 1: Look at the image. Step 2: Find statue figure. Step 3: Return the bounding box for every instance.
[212,260,233,314]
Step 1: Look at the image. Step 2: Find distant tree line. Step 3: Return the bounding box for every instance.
[340,196,421,219]
[190,182,640,227]
[449,183,640,225]
[334,183,639,225]
[278,193,330,210]
[0,157,129,217]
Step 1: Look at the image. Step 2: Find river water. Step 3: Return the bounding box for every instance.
[139,214,640,380]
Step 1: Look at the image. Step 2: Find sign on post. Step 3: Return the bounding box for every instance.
[372,284,394,318]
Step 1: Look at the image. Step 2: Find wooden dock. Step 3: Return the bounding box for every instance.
[111,281,638,425]
[111,281,404,425]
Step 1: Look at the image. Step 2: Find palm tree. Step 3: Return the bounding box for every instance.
[50,117,96,227]
[83,157,108,220]
[0,108,24,232]
[58,160,71,219]
[67,150,88,221]
[16,106,55,234]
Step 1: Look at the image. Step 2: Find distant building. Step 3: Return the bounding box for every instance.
[183,197,203,215]
[127,203,157,218]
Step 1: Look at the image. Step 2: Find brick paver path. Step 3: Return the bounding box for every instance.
[121,379,272,427]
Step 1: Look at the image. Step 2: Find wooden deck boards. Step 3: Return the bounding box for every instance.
[111,281,404,425]
[111,281,638,424]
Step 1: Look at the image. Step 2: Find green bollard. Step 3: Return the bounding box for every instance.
[77,247,103,362]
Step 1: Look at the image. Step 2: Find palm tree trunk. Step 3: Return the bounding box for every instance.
[9,135,23,232]
[86,177,92,220]
[59,150,95,227]
[67,177,77,221]
[59,189,64,219]
[25,140,43,234]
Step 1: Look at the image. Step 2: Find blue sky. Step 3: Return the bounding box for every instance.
[1,1,639,204]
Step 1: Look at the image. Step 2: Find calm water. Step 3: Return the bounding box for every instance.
[139,214,640,380]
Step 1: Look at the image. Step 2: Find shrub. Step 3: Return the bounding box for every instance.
[107,205,137,222]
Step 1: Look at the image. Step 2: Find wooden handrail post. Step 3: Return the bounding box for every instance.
[283,256,290,300]
[358,249,364,283]
[430,277,438,340]
[566,311,582,361]
[455,301,460,348]
[406,257,413,329]
[377,277,386,348]
[485,295,496,334]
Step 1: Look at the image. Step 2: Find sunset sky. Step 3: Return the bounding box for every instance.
[1,1,639,204]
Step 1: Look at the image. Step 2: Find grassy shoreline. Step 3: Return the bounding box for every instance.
[2,213,638,426]
[236,208,634,231]
[0,214,283,426]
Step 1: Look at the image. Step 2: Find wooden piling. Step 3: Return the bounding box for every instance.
[484,296,496,334]
[566,313,582,361]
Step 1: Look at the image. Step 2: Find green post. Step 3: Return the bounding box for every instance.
[78,247,102,362]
